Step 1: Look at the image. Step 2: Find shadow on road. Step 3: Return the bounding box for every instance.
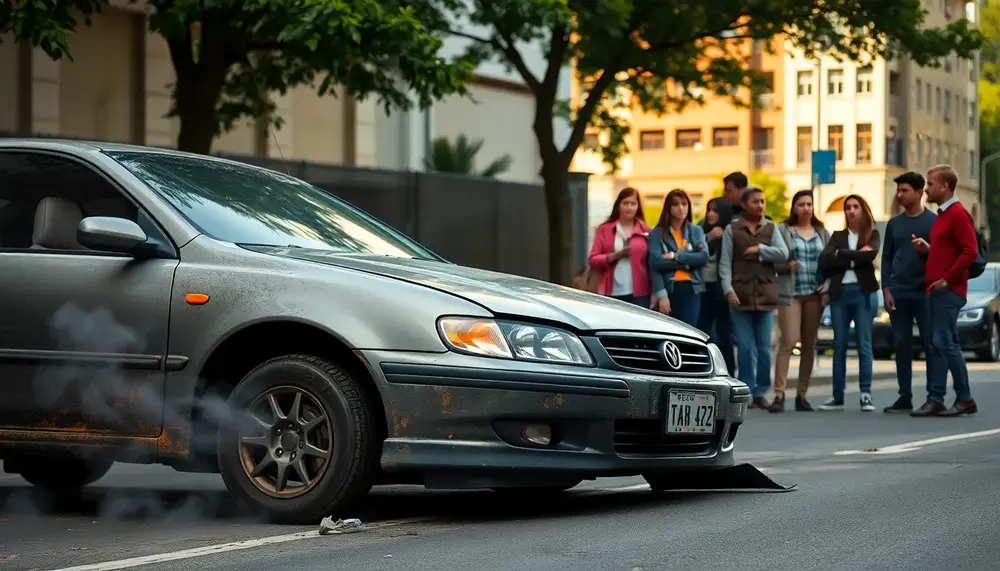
[0,483,749,526]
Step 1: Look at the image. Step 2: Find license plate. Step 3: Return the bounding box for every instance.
[666,390,716,435]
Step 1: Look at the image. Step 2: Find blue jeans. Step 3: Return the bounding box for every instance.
[729,308,773,397]
[889,295,931,400]
[669,281,701,327]
[927,289,973,403]
[612,294,651,309]
[698,282,736,374]
[830,283,877,401]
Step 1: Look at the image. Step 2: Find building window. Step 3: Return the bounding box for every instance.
[752,128,774,168]
[797,71,813,96]
[828,69,844,95]
[936,87,942,113]
[916,79,923,108]
[971,100,977,128]
[944,89,952,120]
[856,66,873,94]
[971,150,977,177]
[943,142,951,163]
[971,57,977,82]
[916,137,923,165]
[926,83,932,111]
[828,125,844,160]
[797,126,812,165]
[713,127,739,147]
[639,130,665,150]
[856,124,873,163]
[583,133,599,152]
[676,129,702,149]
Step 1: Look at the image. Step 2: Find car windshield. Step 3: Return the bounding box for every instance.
[105,151,439,259]
[969,270,997,293]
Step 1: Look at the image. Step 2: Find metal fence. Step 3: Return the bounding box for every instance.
[1,131,589,282]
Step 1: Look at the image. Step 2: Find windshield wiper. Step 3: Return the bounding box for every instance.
[235,242,304,249]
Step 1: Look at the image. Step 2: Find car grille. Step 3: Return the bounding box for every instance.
[598,334,712,376]
[613,419,719,456]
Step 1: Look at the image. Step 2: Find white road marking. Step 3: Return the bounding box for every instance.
[43,517,438,571]
[834,428,1000,456]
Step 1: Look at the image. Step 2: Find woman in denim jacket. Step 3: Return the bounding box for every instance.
[647,189,709,326]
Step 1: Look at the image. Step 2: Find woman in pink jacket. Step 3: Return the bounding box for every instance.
[587,187,653,308]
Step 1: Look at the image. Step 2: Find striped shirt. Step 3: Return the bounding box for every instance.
[790,228,823,296]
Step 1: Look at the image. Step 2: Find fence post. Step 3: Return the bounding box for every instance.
[568,172,591,273]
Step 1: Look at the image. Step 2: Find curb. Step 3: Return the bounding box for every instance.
[783,370,898,390]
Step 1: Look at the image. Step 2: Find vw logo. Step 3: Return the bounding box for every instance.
[662,341,683,370]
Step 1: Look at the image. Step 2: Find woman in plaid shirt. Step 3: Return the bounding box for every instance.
[771,190,830,412]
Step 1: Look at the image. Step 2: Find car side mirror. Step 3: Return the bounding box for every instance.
[77,216,148,254]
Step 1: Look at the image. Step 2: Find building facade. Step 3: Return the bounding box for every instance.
[572,38,786,227]
[783,0,980,230]
[0,0,562,184]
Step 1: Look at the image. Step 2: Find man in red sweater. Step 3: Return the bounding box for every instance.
[909,164,979,417]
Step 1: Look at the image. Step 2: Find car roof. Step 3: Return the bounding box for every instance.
[0,137,281,173]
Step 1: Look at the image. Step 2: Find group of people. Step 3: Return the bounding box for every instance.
[585,167,980,417]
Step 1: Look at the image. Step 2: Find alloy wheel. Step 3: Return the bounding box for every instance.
[237,386,334,499]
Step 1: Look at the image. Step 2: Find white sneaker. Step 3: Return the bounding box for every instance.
[860,392,875,412]
[818,397,844,411]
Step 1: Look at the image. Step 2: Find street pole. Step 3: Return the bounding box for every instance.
[813,57,823,218]
[979,149,1000,236]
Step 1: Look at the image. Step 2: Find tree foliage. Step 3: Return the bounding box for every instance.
[2,0,474,153]
[423,134,514,178]
[710,171,789,222]
[428,0,984,284]
[980,0,1000,251]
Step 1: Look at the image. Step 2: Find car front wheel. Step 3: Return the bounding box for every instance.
[217,354,379,524]
[976,319,1000,362]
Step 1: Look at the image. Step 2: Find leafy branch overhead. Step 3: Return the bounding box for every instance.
[3,0,475,154]
[442,0,984,172]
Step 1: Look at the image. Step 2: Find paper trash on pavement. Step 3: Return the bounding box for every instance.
[319,517,363,535]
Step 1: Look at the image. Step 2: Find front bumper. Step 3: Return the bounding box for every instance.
[359,348,749,486]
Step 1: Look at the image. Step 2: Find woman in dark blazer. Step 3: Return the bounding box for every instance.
[817,195,881,413]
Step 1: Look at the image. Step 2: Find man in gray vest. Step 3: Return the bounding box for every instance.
[719,187,789,409]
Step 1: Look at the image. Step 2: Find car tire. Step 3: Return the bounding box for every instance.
[15,456,113,491]
[217,354,380,525]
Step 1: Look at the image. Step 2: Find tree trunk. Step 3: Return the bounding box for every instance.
[541,164,575,286]
[170,44,229,154]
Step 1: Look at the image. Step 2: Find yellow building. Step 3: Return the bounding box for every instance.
[574,39,786,225]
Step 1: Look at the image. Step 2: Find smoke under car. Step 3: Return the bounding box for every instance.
[0,139,748,524]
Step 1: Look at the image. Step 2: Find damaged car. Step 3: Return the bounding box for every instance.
[0,139,750,523]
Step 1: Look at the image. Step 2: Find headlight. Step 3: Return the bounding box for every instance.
[958,308,984,323]
[875,309,891,324]
[437,317,594,366]
[708,343,730,377]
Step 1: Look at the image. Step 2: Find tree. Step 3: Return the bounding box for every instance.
[423,134,514,178]
[436,0,983,285]
[711,171,789,222]
[2,0,473,154]
[980,0,1000,254]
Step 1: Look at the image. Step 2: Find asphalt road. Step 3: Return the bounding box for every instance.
[2,367,1000,571]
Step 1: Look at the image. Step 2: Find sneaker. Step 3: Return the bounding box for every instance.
[860,392,875,412]
[883,397,913,413]
[795,395,814,412]
[818,397,844,411]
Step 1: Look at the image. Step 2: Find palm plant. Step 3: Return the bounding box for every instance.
[423,134,513,178]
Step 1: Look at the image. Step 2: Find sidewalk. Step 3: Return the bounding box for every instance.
[781,352,996,390]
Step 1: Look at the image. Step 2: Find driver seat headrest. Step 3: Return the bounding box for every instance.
[32,197,86,250]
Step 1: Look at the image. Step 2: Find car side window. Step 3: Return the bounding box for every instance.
[0,151,153,254]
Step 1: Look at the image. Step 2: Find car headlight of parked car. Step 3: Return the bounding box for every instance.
[875,308,891,324]
[958,308,984,323]
[437,317,594,366]
[707,343,730,377]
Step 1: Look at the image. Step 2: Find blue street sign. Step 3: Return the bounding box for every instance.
[811,150,836,186]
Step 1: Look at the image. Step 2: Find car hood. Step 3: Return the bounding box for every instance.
[964,291,995,309]
[251,248,707,339]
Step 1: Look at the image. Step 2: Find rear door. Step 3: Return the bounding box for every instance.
[0,150,178,437]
